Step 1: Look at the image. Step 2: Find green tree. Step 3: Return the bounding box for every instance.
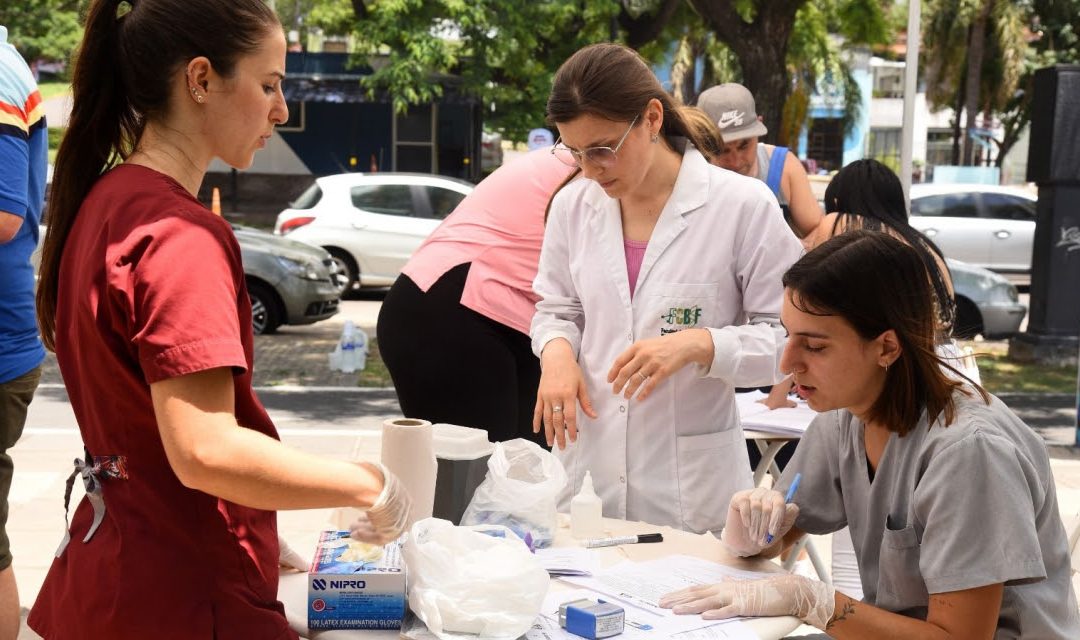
[922,0,1027,165]
[340,0,622,142]
[0,0,83,65]
[994,0,1080,168]
[334,0,889,144]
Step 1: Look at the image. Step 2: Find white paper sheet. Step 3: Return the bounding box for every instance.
[528,588,756,640]
[561,555,772,617]
[534,546,601,577]
[735,391,817,436]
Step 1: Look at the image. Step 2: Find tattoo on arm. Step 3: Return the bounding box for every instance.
[826,600,856,630]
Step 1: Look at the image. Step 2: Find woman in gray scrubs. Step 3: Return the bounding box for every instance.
[660,230,1080,638]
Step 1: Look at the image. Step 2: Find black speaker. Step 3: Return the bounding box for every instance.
[1027,65,1080,184]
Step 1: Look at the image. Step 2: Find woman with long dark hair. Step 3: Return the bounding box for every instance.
[31,1,409,637]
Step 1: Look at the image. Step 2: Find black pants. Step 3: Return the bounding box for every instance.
[377,263,545,446]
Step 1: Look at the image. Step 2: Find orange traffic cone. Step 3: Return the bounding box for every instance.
[211,187,222,216]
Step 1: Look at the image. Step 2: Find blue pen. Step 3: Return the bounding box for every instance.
[765,472,801,544]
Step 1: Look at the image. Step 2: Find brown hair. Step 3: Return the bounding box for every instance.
[36,0,279,351]
[546,43,713,155]
[679,107,724,163]
[783,230,988,435]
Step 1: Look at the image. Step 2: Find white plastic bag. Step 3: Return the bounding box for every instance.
[402,518,549,639]
[459,439,567,548]
[328,319,368,373]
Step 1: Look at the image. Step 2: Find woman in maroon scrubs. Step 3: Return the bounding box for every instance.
[29,1,410,638]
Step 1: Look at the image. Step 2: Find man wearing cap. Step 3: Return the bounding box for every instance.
[697,83,822,240]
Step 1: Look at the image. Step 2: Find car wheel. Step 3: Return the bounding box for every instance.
[248,281,283,335]
[953,296,983,340]
[327,248,359,293]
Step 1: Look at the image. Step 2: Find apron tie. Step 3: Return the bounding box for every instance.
[55,452,128,557]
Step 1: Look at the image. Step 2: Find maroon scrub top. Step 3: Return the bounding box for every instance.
[29,165,297,639]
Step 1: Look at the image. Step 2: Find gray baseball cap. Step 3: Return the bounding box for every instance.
[697,83,768,142]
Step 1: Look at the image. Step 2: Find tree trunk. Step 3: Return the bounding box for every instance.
[962,0,995,166]
[689,0,806,145]
[951,70,965,166]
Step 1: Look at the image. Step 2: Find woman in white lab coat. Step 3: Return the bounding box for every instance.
[530,43,804,533]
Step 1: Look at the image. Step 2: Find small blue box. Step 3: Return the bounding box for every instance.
[307,531,406,630]
[563,600,625,639]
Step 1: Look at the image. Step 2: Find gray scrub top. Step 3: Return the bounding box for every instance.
[778,389,1080,638]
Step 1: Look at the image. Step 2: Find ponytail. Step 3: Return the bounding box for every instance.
[37,0,137,351]
[35,0,279,351]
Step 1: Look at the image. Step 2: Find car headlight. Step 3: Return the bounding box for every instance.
[986,281,1019,304]
[274,255,323,281]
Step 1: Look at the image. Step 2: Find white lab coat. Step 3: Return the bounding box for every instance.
[531,148,803,533]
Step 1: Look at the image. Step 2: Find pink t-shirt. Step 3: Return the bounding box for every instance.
[402,149,576,334]
[624,239,648,298]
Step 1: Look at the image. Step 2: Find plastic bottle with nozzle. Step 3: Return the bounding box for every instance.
[571,471,603,540]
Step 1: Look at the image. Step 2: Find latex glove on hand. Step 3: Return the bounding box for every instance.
[349,462,412,545]
[720,487,799,557]
[278,534,310,572]
[659,574,834,629]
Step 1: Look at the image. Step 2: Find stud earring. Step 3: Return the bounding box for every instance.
[651,133,659,143]
[190,86,204,103]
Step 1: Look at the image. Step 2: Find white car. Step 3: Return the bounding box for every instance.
[275,173,474,290]
[910,183,1037,286]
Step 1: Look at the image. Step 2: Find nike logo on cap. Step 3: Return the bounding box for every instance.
[717,110,745,128]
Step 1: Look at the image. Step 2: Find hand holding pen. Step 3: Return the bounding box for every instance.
[719,475,802,558]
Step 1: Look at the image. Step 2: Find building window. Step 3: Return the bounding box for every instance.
[868,128,901,173]
[806,118,844,173]
[394,104,435,173]
[926,129,955,169]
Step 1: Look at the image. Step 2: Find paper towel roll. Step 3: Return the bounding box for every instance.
[381,418,438,529]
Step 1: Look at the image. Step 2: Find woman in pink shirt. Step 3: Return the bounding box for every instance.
[377,149,575,443]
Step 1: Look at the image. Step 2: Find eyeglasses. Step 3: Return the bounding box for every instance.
[551,115,638,168]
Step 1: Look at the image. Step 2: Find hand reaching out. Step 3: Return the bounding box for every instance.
[659,574,834,629]
[348,462,412,545]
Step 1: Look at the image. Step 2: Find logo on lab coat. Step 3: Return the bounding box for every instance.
[660,306,703,334]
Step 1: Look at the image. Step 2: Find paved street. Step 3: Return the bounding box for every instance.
[10,297,1080,638]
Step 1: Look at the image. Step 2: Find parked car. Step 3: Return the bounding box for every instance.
[232,224,344,334]
[32,224,343,335]
[948,258,1026,339]
[274,172,474,290]
[910,184,1037,286]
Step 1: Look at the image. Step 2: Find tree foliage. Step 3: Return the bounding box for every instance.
[0,0,84,64]
[311,0,892,145]
[923,0,1071,166]
[341,0,620,141]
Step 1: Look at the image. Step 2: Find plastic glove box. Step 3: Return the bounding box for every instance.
[431,424,494,525]
[308,531,406,630]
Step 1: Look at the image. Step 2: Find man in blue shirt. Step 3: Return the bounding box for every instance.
[0,24,47,638]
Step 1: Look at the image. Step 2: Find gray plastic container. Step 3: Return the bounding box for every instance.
[430,424,494,525]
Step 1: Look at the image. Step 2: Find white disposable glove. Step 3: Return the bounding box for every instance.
[278,534,310,572]
[348,462,412,545]
[659,574,835,629]
[720,487,799,557]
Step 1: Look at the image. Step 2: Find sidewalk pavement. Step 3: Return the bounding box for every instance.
[13,300,1080,637]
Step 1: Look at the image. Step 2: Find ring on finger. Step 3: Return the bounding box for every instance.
[552,405,563,413]
[636,371,649,382]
